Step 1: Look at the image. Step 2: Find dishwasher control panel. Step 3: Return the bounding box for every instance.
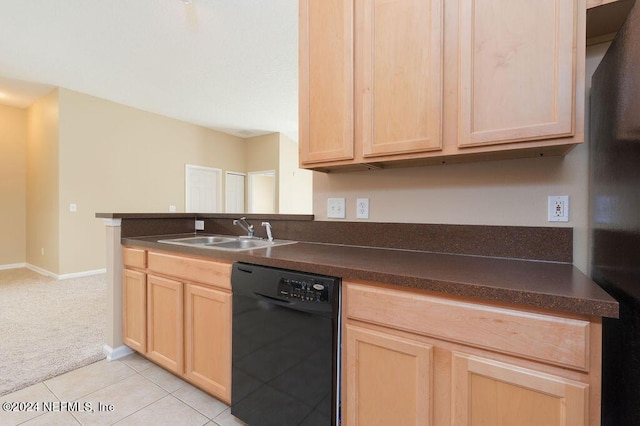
[278,277,331,303]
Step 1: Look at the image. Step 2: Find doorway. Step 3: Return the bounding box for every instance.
[248,170,276,214]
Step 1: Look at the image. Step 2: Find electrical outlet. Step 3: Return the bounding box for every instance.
[327,198,346,219]
[356,198,369,219]
[69,203,77,212]
[195,220,205,231]
[169,205,176,212]
[548,196,569,222]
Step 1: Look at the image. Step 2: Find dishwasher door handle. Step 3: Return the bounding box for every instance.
[254,292,292,307]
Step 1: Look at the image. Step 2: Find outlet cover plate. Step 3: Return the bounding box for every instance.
[548,195,569,222]
[356,198,370,219]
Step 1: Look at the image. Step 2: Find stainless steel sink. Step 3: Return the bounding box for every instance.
[159,236,237,245]
[158,235,296,251]
[205,239,287,250]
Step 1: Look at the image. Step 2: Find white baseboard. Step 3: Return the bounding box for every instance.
[25,264,57,278]
[0,262,27,271]
[103,344,134,361]
[58,268,107,280]
[25,264,106,280]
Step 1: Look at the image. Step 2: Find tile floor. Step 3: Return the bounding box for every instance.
[0,353,245,426]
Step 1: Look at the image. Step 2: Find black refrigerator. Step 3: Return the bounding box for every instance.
[589,1,640,424]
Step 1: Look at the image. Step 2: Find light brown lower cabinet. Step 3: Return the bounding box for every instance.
[123,249,602,424]
[122,246,232,404]
[123,268,146,353]
[342,281,602,426]
[452,353,587,426]
[345,324,433,425]
[146,274,184,374]
[184,283,232,400]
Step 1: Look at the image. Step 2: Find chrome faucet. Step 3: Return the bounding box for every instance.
[233,217,254,238]
[262,222,274,242]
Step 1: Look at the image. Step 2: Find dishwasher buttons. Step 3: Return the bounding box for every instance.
[278,278,329,302]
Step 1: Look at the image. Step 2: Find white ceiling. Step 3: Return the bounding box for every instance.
[0,0,298,140]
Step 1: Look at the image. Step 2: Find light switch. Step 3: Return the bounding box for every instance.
[69,203,77,212]
[327,198,346,219]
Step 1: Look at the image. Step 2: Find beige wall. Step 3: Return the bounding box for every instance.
[26,89,60,274]
[279,133,313,214]
[246,133,280,212]
[245,133,280,172]
[314,43,610,274]
[9,44,607,275]
[7,87,304,275]
[0,104,27,267]
[56,88,246,275]
[244,132,313,214]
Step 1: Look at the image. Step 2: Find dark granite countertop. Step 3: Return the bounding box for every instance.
[122,233,619,319]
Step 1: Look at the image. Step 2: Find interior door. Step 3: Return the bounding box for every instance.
[225,172,245,213]
[185,164,222,213]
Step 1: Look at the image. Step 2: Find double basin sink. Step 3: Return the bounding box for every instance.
[158,235,297,252]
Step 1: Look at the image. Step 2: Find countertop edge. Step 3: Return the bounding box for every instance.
[122,236,619,319]
[97,212,314,221]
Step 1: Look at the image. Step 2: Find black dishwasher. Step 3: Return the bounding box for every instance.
[231,262,341,426]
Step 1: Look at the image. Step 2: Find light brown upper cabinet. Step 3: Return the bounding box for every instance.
[299,0,355,165]
[299,0,586,171]
[457,0,580,148]
[358,0,444,159]
[299,0,444,168]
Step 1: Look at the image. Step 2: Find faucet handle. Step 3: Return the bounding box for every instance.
[234,217,254,237]
[261,222,274,242]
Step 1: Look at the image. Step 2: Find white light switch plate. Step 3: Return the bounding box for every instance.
[327,198,346,219]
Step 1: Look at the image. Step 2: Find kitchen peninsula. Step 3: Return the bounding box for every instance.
[98,213,616,425]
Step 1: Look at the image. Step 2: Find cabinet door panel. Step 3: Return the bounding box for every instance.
[345,324,433,425]
[458,0,577,147]
[184,284,232,404]
[123,269,146,353]
[300,0,354,164]
[359,0,443,157]
[452,353,588,426]
[147,275,184,374]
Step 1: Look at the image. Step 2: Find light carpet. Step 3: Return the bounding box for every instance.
[0,268,106,396]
